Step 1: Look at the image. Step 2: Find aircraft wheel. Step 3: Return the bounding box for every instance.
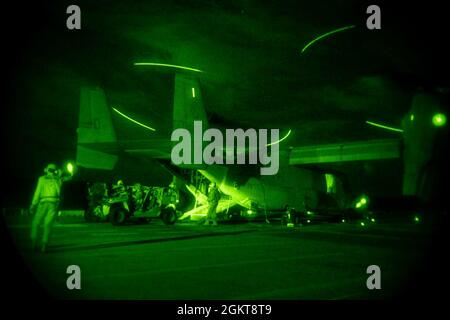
[161,207,177,225]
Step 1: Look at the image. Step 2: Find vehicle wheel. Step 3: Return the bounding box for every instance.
[84,206,101,222]
[110,205,128,226]
[161,207,177,225]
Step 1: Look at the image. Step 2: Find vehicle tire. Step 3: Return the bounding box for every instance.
[84,206,101,222]
[110,205,128,226]
[160,207,177,225]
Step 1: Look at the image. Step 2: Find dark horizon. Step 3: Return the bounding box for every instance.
[5,0,450,182]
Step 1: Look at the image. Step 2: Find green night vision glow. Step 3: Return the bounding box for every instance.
[266,129,291,147]
[134,62,203,73]
[192,87,196,98]
[325,174,335,193]
[355,195,369,209]
[341,219,346,223]
[360,222,365,227]
[370,218,375,223]
[112,107,156,132]
[432,113,447,127]
[66,162,74,174]
[366,121,404,133]
[414,216,420,223]
[410,114,415,121]
[301,25,356,54]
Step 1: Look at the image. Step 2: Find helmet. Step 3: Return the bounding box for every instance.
[44,163,58,174]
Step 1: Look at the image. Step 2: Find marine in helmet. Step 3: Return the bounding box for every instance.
[204,182,221,226]
[30,163,73,252]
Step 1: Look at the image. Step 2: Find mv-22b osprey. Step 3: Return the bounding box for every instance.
[76,63,438,223]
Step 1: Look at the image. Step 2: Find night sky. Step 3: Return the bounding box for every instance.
[3,0,449,204]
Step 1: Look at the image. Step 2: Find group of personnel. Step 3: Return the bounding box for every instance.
[29,163,222,253]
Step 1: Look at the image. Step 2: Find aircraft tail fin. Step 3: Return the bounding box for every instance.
[76,87,118,170]
[77,87,117,144]
[173,73,208,131]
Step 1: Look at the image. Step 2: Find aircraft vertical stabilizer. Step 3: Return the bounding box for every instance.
[76,87,118,170]
[78,87,117,144]
[173,74,208,131]
[171,73,210,169]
